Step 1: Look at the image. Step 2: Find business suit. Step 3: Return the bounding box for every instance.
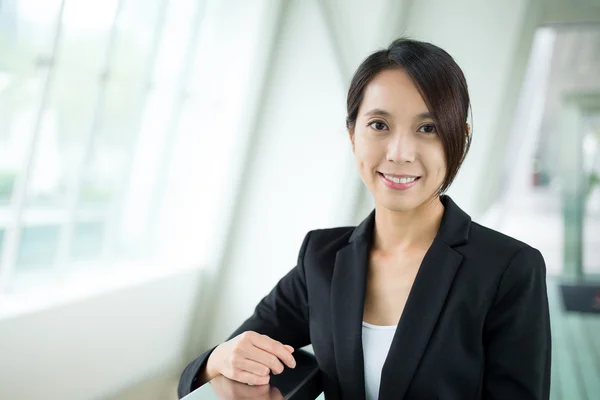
[178,195,551,399]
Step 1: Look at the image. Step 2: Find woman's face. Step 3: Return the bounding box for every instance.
[350,68,447,213]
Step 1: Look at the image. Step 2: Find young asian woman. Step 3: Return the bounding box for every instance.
[178,38,551,400]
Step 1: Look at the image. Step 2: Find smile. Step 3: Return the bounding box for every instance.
[377,172,421,190]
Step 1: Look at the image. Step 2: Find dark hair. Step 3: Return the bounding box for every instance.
[346,37,472,193]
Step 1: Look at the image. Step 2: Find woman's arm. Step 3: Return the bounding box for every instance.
[482,247,551,400]
[177,231,313,398]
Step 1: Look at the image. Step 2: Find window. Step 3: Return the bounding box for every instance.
[0,0,270,295]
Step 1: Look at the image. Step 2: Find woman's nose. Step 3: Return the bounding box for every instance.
[386,131,416,163]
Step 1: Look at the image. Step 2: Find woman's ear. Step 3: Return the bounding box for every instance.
[466,123,471,135]
[349,130,355,153]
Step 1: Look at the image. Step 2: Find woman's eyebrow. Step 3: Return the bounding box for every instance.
[415,112,434,121]
[365,109,434,121]
[364,108,392,118]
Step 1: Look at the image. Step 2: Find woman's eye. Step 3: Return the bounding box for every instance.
[369,121,388,131]
[418,124,437,134]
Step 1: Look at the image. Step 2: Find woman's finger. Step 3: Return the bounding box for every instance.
[245,345,285,374]
[283,345,294,353]
[235,358,271,377]
[251,335,296,369]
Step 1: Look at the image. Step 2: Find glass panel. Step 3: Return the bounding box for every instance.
[77,0,165,212]
[25,0,119,207]
[78,0,172,258]
[113,86,175,258]
[0,0,63,206]
[71,220,104,261]
[77,81,141,211]
[109,0,200,260]
[151,0,197,83]
[16,224,60,269]
[111,0,163,79]
[108,0,199,258]
[0,172,16,206]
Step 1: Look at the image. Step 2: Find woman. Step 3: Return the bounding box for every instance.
[178,38,551,400]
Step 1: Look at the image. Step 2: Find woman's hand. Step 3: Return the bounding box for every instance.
[204,331,296,385]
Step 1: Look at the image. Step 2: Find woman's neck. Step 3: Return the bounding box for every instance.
[372,196,445,253]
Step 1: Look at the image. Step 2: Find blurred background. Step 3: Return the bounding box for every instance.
[0,0,599,399]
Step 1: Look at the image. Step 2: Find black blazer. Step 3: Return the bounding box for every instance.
[178,196,551,399]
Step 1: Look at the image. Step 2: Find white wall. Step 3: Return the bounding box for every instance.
[323,0,412,75]
[0,269,201,400]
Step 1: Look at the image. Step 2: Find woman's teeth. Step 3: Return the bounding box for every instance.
[383,174,418,184]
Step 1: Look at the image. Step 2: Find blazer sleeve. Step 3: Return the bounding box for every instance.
[177,231,313,398]
[482,246,551,400]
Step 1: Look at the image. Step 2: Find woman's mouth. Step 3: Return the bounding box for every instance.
[377,172,421,190]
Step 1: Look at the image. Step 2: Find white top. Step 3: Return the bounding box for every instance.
[361,321,397,400]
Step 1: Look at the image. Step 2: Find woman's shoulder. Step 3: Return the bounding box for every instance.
[305,226,355,247]
[466,221,543,264]
[297,226,357,262]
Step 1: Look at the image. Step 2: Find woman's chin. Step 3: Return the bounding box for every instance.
[377,195,422,213]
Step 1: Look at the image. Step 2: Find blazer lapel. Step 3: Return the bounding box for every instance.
[330,211,374,400]
[378,238,463,399]
[379,195,470,399]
